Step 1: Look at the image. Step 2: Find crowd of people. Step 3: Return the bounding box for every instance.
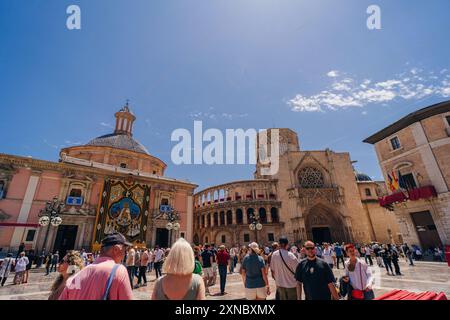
[0,234,447,300]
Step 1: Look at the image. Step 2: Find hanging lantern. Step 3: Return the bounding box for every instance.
[51,216,63,227]
[38,216,50,227]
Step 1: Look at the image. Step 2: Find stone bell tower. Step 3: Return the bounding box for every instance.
[255,128,300,179]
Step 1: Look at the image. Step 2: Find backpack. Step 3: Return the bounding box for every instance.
[193,260,202,275]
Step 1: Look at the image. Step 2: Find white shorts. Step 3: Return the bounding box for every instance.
[203,267,214,278]
[245,287,267,300]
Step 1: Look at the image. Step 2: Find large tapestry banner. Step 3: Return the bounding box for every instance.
[93,179,150,247]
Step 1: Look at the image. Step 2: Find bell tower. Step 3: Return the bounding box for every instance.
[114,101,136,136]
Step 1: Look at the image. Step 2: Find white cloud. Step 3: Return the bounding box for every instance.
[189,111,248,120]
[100,122,113,128]
[288,67,450,112]
[327,70,339,78]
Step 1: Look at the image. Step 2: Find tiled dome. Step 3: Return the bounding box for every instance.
[355,172,372,182]
[86,133,149,155]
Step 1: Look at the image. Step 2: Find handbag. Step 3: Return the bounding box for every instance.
[350,261,365,300]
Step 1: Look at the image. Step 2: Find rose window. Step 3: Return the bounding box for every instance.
[298,167,325,188]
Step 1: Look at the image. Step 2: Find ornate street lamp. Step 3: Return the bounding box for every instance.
[38,196,64,254]
[165,210,180,247]
[248,212,262,243]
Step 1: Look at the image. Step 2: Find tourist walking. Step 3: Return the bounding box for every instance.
[236,246,248,273]
[295,241,339,300]
[270,237,299,300]
[216,245,230,295]
[154,245,164,279]
[229,245,238,274]
[381,244,394,276]
[50,251,59,273]
[323,243,334,269]
[200,244,214,295]
[48,250,84,300]
[147,249,155,272]
[342,244,375,300]
[125,247,136,288]
[151,238,206,300]
[334,243,345,269]
[364,245,373,266]
[45,253,52,275]
[390,245,402,276]
[0,253,15,286]
[402,243,414,266]
[210,244,218,286]
[241,242,270,300]
[133,248,141,288]
[58,233,133,300]
[373,244,384,267]
[138,249,149,287]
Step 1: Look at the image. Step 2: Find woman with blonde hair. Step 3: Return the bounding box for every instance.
[48,250,84,300]
[151,238,206,300]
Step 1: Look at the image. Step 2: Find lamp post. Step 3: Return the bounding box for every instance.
[38,196,64,254]
[248,212,263,243]
[153,205,180,247]
[165,210,180,247]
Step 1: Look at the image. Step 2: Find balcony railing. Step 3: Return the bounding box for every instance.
[379,185,437,208]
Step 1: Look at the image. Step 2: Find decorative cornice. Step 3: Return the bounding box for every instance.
[0,153,196,190]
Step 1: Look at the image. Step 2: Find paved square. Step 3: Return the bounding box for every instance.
[0,260,448,300]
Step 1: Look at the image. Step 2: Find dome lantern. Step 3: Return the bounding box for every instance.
[114,100,136,137]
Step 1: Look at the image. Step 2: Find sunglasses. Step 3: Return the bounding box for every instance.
[305,247,315,250]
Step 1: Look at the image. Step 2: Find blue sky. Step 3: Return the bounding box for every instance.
[1,0,450,191]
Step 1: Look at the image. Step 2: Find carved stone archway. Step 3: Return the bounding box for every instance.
[304,204,349,243]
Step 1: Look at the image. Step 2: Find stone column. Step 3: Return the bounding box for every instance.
[243,207,248,225]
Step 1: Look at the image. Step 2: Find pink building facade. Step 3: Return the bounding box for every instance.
[0,105,196,255]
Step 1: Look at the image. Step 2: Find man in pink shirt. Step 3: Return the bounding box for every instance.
[59,233,133,300]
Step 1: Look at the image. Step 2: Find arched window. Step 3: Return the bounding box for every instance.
[259,208,267,224]
[213,212,219,226]
[69,188,82,197]
[271,207,279,223]
[220,211,225,225]
[236,209,243,224]
[298,167,325,188]
[247,208,255,223]
[226,210,233,225]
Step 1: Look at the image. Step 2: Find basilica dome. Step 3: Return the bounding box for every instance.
[60,103,166,175]
[355,172,372,182]
[86,132,149,155]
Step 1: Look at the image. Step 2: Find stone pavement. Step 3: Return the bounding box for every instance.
[0,260,448,300]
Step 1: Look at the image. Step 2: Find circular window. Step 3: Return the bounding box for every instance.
[298,167,324,188]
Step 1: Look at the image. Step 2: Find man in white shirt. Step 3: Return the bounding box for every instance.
[322,243,334,268]
[364,245,373,266]
[270,236,299,300]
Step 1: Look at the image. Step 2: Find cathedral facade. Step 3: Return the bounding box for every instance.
[193,129,400,247]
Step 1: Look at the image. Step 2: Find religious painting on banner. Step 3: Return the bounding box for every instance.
[93,179,150,249]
